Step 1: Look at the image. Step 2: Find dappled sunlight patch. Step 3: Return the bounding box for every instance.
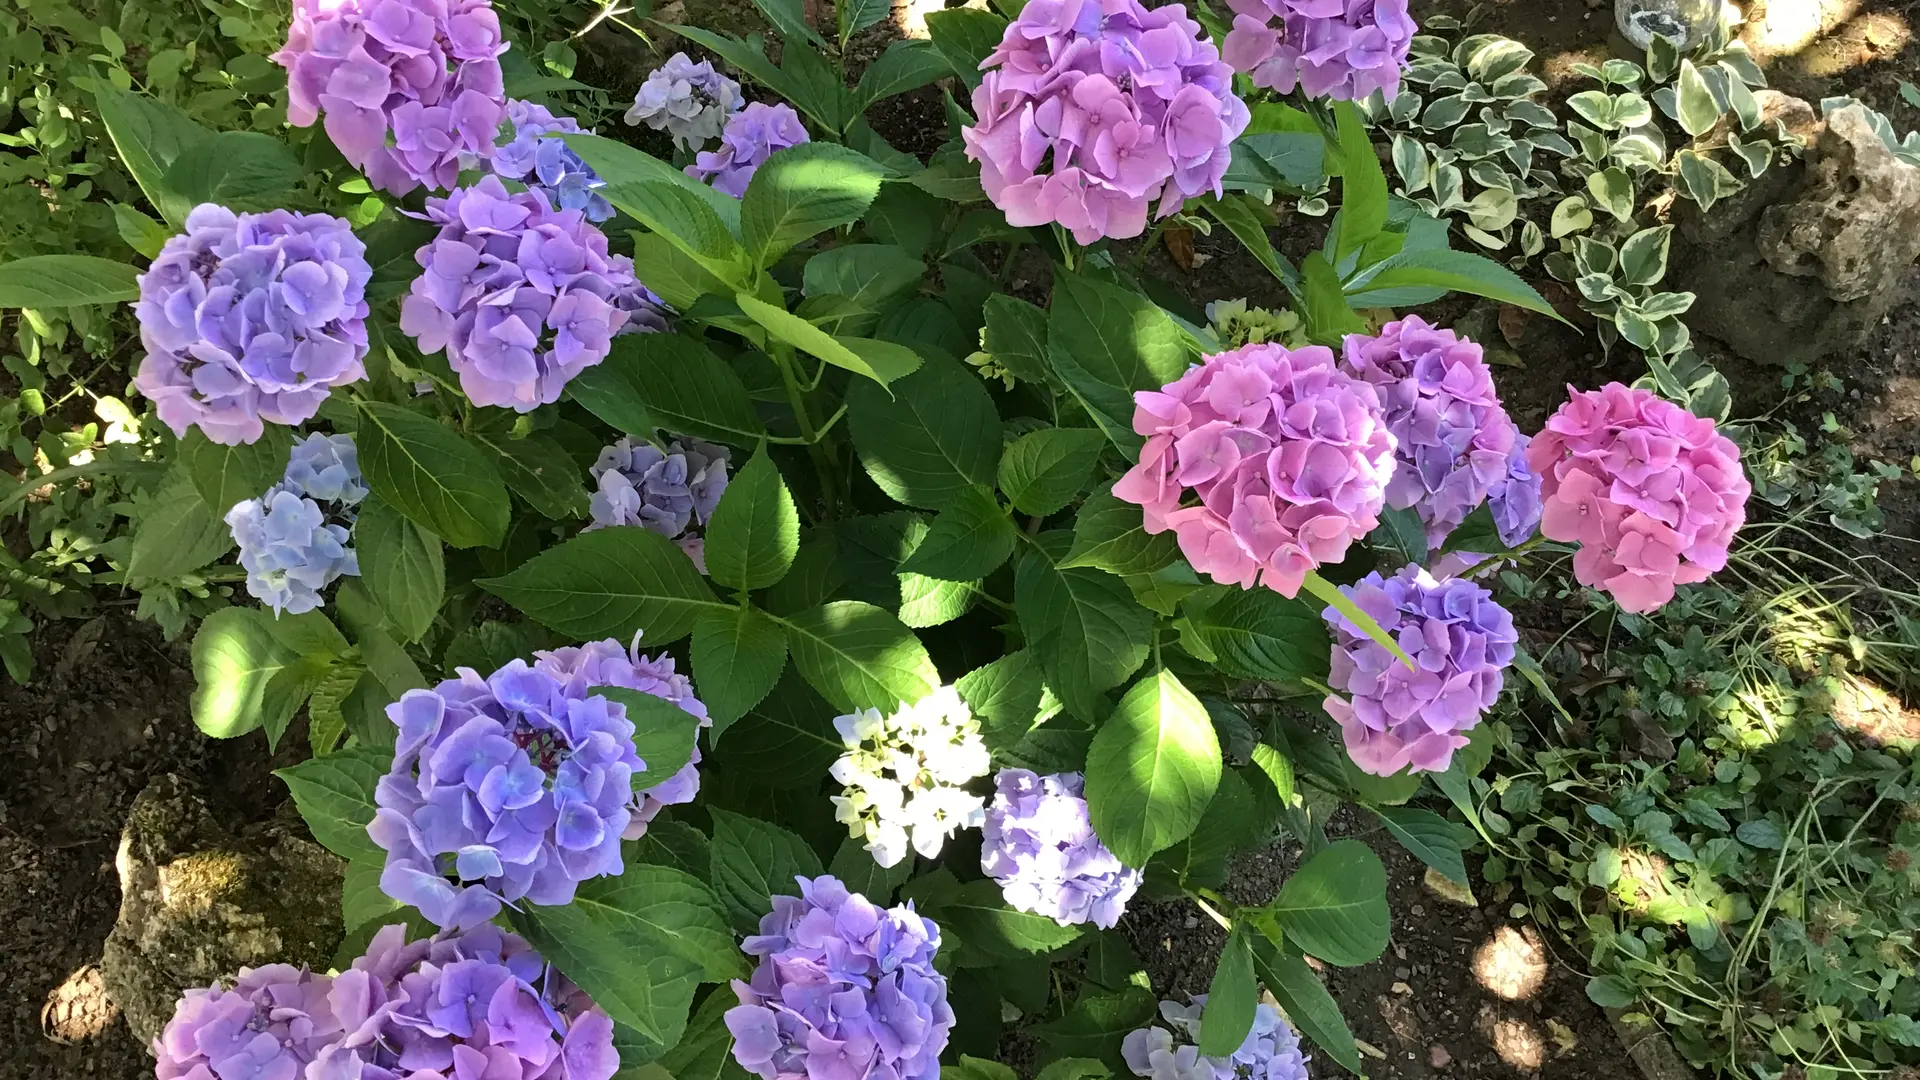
[1471,925,1548,1001]
[40,964,118,1045]
[1489,1017,1547,1069]
[1813,673,1920,747]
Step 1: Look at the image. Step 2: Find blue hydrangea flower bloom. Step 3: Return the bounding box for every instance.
[724,875,954,1080]
[1124,997,1311,1080]
[307,922,619,1080]
[225,432,366,615]
[368,636,710,930]
[492,99,615,222]
[1489,432,1543,548]
[283,431,370,505]
[689,102,809,197]
[587,437,729,572]
[625,52,744,150]
[981,769,1142,929]
[1321,565,1517,778]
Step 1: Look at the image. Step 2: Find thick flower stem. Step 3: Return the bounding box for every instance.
[769,341,843,518]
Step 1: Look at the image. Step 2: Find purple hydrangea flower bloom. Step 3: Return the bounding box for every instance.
[981,769,1142,929]
[133,205,372,445]
[689,102,809,198]
[399,176,636,411]
[273,0,508,195]
[1489,432,1542,548]
[154,965,341,1080]
[1341,315,1524,550]
[724,875,954,1080]
[368,636,710,929]
[962,0,1251,244]
[307,922,619,1080]
[1123,997,1310,1080]
[284,432,372,506]
[1222,0,1417,103]
[1321,564,1516,777]
[625,52,745,150]
[609,269,673,335]
[492,99,614,222]
[587,437,730,573]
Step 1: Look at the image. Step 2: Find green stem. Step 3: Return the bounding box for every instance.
[769,343,842,517]
[1053,224,1078,272]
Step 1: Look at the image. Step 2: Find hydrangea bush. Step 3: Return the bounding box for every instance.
[8,2,1765,1077]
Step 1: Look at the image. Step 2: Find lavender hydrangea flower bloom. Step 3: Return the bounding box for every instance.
[492,99,614,222]
[689,102,808,198]
[284,432,371,505]
[587,437,729,572]
[226,489,358,615]
[367,636,709,929]
[308,922,619,1080]
[154,965,341,1080]
[625,52,745,149]
[399,176,635,411]
[1123,997,1310,1080]
[1341,315,1524,549]
[1321,565,1517,777]
[963,0,1250,243]
[610,269,673,335]
[273,0,508,195]
[1222,0,1417,103]
[133,205,372,445]
[1489,432,1543,547]
[724,875,954,1080]
[981,769,1142,929]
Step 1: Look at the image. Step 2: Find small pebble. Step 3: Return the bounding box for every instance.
[1430,1044,1453,1068]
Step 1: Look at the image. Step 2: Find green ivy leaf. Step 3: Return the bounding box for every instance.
[1267,839,1390,966]
[1674,60,1721,137]
[355,401,509,549]
[480,527,725,643]
[1084,670,1223,866]
[706,449,801,593]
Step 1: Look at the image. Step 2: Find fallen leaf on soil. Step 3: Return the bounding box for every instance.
[1356,1038,1388,1060]
[1391,981,1413,995]
[1424,865,1478,906]
[1546,1018,1579,1056]
[1165,227,1195,271]
[1498,306,1530,348]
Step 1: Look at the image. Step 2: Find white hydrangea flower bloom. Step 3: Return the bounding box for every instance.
[829,685,989,867]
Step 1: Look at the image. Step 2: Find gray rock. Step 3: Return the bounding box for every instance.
[1677,102,1920,366]
[99,774,345,1048]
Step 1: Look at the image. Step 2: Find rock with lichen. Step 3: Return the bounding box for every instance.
[99,774,344,1047]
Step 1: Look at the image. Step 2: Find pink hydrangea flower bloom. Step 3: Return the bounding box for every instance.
[1528,383,1749,614]
[1222,0,1417,103]
[1114,343,1396,598]
[963,0,1250,244]
[273,0,508,195]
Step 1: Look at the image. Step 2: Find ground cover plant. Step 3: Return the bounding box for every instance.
[1,0,1915,1078]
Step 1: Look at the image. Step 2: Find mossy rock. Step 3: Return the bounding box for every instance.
[99,774,345,1047]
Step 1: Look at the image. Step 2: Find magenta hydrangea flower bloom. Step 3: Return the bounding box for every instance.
[724,875,953,1080]
[273,0,508,195]
[307,922,618,1080]
[1321,564,1516,776]
[963,0,1250,244]
[1123,996,1311,1080]
[981,769,1142,929]
[1222,0,1417,103]
[1341,315,1528,549]
[1113,342,1396,598]
[1529,383,1749,614]
[368,635,709,930]
[154,964,341,1080]
[689,102,809,197]
[399,176,636,411]
[133,205,371,445]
